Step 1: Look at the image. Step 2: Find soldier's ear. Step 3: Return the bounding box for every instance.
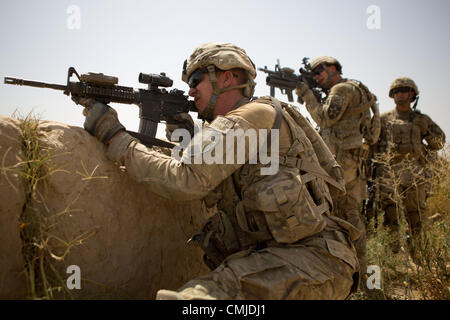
[221,70,235,88]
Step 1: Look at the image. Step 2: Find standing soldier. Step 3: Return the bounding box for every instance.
[372,77,445,254]
[295,56,381,290]
[73,43,360,299]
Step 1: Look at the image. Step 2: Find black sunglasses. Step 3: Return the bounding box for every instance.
[188,69,207,88]
[312,65,325,75]
[391,87,412,95]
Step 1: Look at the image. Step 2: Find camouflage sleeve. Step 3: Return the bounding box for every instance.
[152,145,173,156]
[304,97,324,126]
[423,116,446,150]
[105,103,275,202]
[322,84,356,126]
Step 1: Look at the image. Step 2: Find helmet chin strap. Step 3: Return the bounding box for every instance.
[201,65,248,122]
[412,95,419,111]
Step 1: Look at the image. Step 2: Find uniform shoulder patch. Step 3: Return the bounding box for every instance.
[327,95,344,120]
[209,116,236,134]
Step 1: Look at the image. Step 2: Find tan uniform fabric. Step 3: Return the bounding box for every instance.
[107,97,359,300]
[302,79,379,288]
[372,108,445,237]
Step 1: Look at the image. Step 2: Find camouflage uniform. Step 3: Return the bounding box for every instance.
[102,43,360,299]
[296,56,381,288]
[372,78,445,242]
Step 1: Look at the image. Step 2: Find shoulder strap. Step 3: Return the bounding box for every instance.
[280,102,347,192]
[269,97,284,130]
[342,79,373,117]
[250,96,283,131]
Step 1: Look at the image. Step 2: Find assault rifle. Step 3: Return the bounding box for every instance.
[4,67,197,149]
[258,58,324,104]
[362,158,378,226]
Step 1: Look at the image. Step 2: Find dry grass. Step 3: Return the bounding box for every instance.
[359,145,449,300]
[12,112,72,299]
[8,112,98,299]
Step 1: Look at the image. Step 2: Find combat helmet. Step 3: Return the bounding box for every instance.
[182,42,256,121]
[310,56,342,73]
[389,77,419,99]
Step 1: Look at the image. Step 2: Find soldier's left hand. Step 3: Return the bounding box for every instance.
[295,82,317,105]
[74,97,126,143]
[165,112,195,141]
[295,82,310,98]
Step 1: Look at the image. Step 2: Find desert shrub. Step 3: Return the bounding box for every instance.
[363,145,449,300]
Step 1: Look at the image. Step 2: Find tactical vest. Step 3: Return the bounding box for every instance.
[322,80,379,159]
[192,97,345,270]
[376,111,424,162]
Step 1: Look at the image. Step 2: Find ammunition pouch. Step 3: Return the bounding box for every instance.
[243,167,328,244]
[389,120,424,162]
[332,120,364,151]
[190,210,241,270]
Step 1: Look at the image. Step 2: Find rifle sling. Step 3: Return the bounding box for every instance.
[127,130,176,149]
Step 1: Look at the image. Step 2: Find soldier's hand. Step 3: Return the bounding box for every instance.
[295,82,317,105]
[71,96,97,109]
[75,97,126,144]
[165,113,195,141]
[295,82,310,97]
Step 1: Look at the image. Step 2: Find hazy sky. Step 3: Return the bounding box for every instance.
[1,0,449,139]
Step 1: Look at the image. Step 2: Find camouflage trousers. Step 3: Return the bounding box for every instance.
[376,163,432,237]
[330,151,367,289]
[157,230,357,300]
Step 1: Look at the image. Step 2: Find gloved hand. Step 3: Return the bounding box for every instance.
[295,82,317,105]
[72,96,125,143]
[165,112,195,141]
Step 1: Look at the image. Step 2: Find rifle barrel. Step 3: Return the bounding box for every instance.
[4,77,67,91]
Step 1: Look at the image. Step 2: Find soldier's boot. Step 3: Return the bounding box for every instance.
[156,285,216,300]
[156,290,186,300]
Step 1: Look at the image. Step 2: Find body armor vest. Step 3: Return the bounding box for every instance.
[193,97,345,269]
[376,110,425,162]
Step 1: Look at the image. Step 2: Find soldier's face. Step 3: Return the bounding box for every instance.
[393,88,414,105]
[188,71,212,114]
[313,65,330,88]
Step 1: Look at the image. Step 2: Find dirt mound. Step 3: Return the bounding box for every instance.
[0,116,27,299]
[0,115,209,299]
